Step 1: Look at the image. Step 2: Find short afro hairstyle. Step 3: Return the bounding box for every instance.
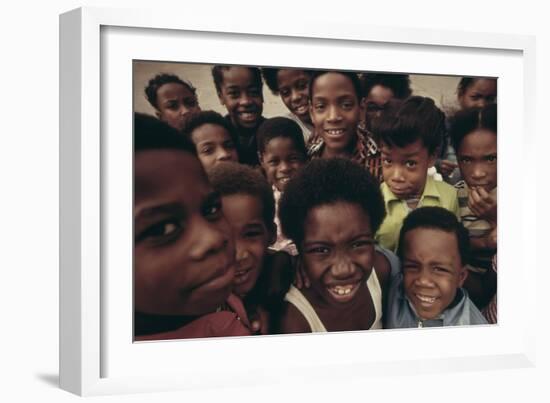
[211,65,263,95]
[208,162,275,230]
[308,70,362,102]
[397,206,470,266]
[134,112,196,155]
[370,95,445,155]
[256,117,307,157]
[144,73,197,110]
[261,67,314,95]
[279,158,386,247]
[449,103,497,153]
[359,73,412,99]
[181,110,241,158]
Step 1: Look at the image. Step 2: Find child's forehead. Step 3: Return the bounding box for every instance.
[221,67,258,84]
[380,138,428,156]
[311,73,358,97]
[221,192,267,221]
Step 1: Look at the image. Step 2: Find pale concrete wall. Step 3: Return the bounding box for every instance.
[133,61,461,117]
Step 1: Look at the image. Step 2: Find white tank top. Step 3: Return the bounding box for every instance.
[284,268,383,332]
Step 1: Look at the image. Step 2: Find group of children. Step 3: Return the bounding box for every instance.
[134,65,498,340]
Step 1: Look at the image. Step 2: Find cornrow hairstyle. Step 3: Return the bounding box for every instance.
[360,73,412,99]
[449,103,497,153]
[397,206,470,266]
[211,65,263,94]
[370,95,445,155]
[256,117,307,157]
[134,112,196,155]
[279,158,385,248]
[308,70,362,102]
[208,161,275,230]
[144,73,197,110]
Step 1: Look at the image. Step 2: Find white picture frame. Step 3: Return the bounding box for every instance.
[59,6,537,396]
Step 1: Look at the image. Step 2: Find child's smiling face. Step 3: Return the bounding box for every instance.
[217,67,263,129]
[155,82,200,131]
[260,137,306,192]
[310,73,361,154]
[276,69,311,123]
[221,193,274,297]
[301,201,375,305]
[380,138,436,200]
[134,150,235,316]
[402,227,467,320]
[191,123,239,170]
[457,129,497,192]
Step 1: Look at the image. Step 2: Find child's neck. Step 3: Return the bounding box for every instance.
[301,282,375,331]
[322,138,356,160]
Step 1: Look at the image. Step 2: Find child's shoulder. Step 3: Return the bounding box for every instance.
[278,298,312,334]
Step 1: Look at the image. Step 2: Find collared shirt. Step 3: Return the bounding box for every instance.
[385,273,488,328]
[376,176,460,252]
[307,125,383,183]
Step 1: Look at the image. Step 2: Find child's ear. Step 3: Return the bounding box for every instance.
[458,265,469,288]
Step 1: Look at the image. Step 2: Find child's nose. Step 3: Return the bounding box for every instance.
[188,217,230,261]
[414,269,434,287]
[330,253,356,279]
[471,163,487,178]
[390,166,405,181]
[217,149,232,161]
[327,106,341,122]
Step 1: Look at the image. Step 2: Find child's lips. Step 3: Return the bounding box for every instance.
[234,267,252,285]
[413,293,439,308]
[237,110,259,122]
[293,104,309,115]
[326,281,361,303]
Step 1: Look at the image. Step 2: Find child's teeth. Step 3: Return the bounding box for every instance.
[333,286,353,295]
[417,295,436,303]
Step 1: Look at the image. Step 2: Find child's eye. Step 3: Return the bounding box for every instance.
[402,264,419,272]
[433,266,451,274]
[307,246,330,254]
[248,88,261,98]
[351,240,374,250]
[137,220,182,243]
[227,90,239,99]
[203,200,222,220]
[470,94,482,100]
[280,89,290,97]
[382,158,392,165]
[485,155,497,163]
[183,98,198,108]
[405,160,417,168]
[341,101,355,109]
[459,157,472,164]
[313,103,325,112]
[296,80,308,91]
[199,146,214,155]
[268,158,279,166]
[244,230,264,239]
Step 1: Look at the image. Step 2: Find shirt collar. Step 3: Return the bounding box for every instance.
[382,176,441,210]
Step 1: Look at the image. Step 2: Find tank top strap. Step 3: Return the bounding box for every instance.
[366,268,383,329]
[284,285,327,332]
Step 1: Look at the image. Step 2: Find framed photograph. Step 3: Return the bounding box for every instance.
[60,6,536,396]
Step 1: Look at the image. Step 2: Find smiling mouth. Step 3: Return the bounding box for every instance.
[415,293,438,306]
[324,129,346,137]
[234,267,252,285]
[237,111,259,122]
[293,104,309,115]
[326,281,361,302]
